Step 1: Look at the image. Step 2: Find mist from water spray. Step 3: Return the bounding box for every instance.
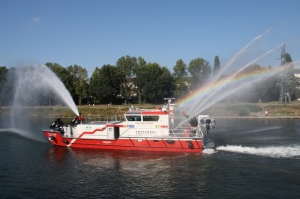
[12,63,79,116]
[220,29,271,74]
[0,128,45,142]
[176,29,295,128]
[183,30,272,117]
[194,73,276,121]
[5,63,79,140]
[187,43,286,119]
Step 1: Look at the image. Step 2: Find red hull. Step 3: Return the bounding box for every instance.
[43,131,203,153]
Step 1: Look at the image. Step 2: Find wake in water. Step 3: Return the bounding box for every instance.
[0,128,45,142]
[217,145,300,158]
[202,148,217,155]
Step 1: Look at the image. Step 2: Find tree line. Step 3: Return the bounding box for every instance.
[0,53,298,106]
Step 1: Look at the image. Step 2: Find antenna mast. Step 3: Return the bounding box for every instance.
[278,43,291,104]
[280,43,286,65]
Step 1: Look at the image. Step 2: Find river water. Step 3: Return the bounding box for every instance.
[0,118,300,198]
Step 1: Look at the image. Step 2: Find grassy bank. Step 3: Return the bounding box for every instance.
[0,104,156,119]
[1,101,300,119]
[204,101,300,118]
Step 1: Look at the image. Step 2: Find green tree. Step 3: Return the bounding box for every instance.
[67,64,89,105]
[0,66,8,105]
[0,66,7,89]
[173,59,188,97]
[45,62,74,105]
[116,55,137,104]
[136,56,147,68]
[134,56,147,103]
[90,65,125,104]
[134,64,152,103]
[116,55,137,78]
[77,67,89,105]
[89,67,101,104]
[282,52,293,64]
[235,64,289,103]
[135,63,173,103]
[157,66,174,100]
[45,62,69,86]
[213,56,221,76]
[0,66,7,81]
[235,64,264,102]
[66,65,79,103]
[1,67,16,106]
[188,58,211,90]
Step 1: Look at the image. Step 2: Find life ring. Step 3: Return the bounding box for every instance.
[183,130,190,137]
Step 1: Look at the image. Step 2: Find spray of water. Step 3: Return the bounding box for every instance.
[187,44,286,119]
[218,29,271,75]
[189,66,288,120]
[176,29,295,128]
[0,128,45,142]
[12,63,79,116]
[1,63,79,141]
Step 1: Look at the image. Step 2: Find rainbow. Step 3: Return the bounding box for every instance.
[177,65,289,114]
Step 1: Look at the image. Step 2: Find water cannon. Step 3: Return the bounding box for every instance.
[188,116,198,127]
[197,115,216,134]
[182,111,189,118]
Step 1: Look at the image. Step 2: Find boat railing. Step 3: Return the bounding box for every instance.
[63,127,203,139]
[168,128,203,138]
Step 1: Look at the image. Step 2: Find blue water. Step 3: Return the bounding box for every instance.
[0,118,300,198]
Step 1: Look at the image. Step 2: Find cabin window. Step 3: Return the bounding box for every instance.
[143,115,159,121]
[126,116,141,121]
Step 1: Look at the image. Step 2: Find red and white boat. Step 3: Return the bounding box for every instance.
[43,98,216,153]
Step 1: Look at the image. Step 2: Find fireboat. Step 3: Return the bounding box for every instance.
[43,98,216,153]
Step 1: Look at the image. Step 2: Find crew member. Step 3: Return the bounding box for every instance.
[77,113,84,124]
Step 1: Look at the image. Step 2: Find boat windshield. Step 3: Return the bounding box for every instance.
[143,116,159,121]
[126,115,141,121]
[125,115,160,122]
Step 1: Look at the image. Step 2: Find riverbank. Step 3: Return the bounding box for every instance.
[1,101,300,119]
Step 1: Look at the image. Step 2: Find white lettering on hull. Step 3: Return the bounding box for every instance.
[136,131,155,136]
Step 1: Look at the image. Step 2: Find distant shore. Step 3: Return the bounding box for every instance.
[1,101,300,119]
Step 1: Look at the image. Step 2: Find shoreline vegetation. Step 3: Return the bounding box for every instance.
[1,101,300,119]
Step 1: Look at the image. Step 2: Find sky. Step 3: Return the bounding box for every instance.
[1,0,300,76]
